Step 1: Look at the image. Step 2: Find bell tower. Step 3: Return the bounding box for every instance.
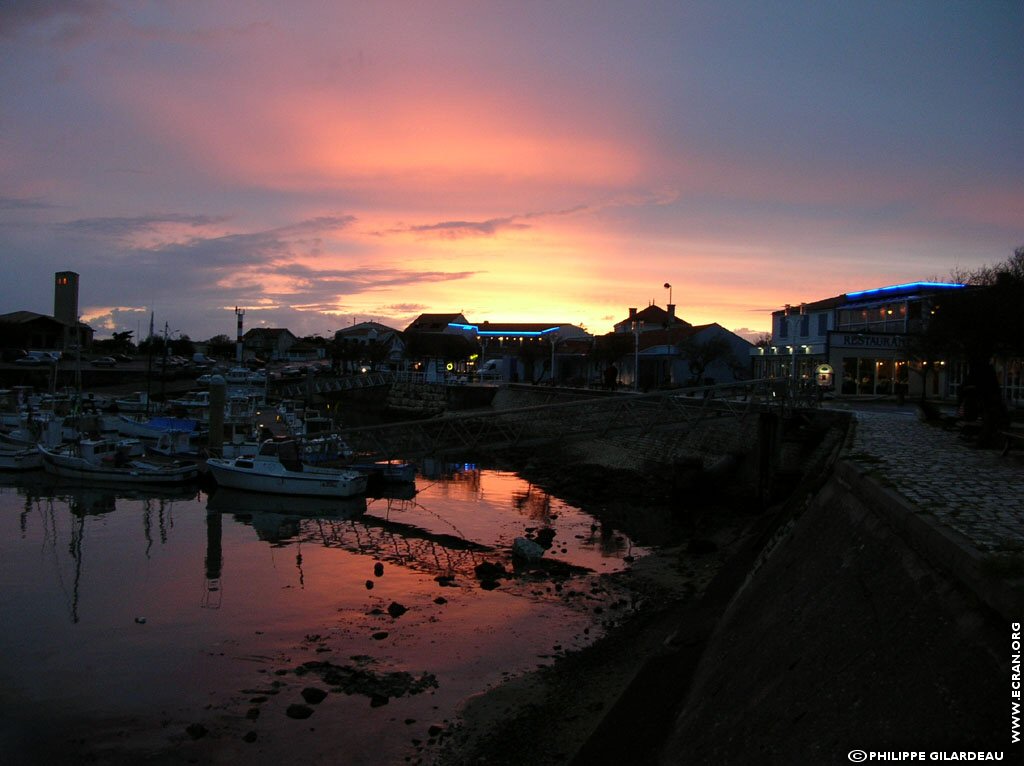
[54,271,79,326]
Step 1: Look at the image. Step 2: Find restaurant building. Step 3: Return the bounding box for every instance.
[752,282,966,399]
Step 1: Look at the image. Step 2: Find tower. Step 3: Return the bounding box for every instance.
[54,271,79,326]
[235,306,245,363]
[54,271,80,350]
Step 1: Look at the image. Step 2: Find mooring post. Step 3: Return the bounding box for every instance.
[208,375,225,455]
[758,411,780,507]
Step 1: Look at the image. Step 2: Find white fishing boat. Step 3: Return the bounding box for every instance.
[0,444,42,471]
[112,391,153,414]
[38,438,199,484]
[205,438,368,498]
[114,414,199,439]
[168,390,212,411]
[299,433,354,465]
[113,414,204,456]
[0,386,35,429]
[3,410,82,449]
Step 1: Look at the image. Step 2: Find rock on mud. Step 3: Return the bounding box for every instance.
[513,536,546,562]
[293,659,439,705]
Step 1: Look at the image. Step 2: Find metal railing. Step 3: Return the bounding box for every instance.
[333,378,805,462]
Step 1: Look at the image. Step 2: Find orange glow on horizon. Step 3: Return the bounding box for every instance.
[64,14,1018,345]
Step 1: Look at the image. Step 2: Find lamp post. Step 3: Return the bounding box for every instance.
[664,282,672,306]
[549,333,559,385]
[632,320,644,391]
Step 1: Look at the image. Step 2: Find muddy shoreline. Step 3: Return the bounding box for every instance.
[430,452,763,765]
[3,448,760,766]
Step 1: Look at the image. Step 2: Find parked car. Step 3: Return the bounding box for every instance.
[16,351,57,365]
[90,357,117,367]
[225,367,250,383]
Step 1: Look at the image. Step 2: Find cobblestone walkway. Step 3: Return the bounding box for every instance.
[836,404,1024,553]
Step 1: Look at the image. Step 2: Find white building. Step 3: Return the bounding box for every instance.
[752,281,966,398]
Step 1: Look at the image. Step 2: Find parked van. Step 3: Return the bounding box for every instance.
[478,359,502,380]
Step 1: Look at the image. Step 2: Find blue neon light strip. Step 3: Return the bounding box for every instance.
[845,281,965,300]
[448,322,561,337]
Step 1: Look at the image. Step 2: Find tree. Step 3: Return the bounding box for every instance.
[927,245,1024,444]
[92,330,135,354]
[588,333,633,373]
[169,335,195,357]
[678,334,734,385]
[932,247,1024,362]
[111,330,134,352]
[330,337,362,373]
[206,334,235,358]
[902,328,948,402]
[365,338,390,371]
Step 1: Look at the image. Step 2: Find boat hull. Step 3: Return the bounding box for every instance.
[38,446,199,484]
[206,459,368,498]
[0,448,42,471]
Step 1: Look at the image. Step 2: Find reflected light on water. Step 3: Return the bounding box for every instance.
[0,466,645,763]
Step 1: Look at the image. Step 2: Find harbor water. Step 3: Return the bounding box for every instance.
[0,464,646,764]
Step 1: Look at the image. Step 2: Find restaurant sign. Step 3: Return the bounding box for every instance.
[831,333,908,350]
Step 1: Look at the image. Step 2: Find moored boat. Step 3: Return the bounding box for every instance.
[112,391,153,414]
[38,438,199,484]
[205,438,368,498]
[347,459,417,484]
[113,414,204,456]
[0,444,42,471]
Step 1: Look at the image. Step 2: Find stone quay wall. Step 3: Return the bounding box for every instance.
[573,412,1021,765]
[655,458,1018,764]
[490,385,849,502]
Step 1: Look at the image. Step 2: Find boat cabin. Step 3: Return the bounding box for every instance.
[79,437,144,465]
[257,438,304,472]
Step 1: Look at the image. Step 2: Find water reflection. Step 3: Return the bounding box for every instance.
[0,465,640,624]
[0,465,646,764]
[206,483,498,594]
[1,476,199,624]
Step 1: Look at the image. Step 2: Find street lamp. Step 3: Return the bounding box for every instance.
[664,282,672,306]
[549,333,559,385]
[632,320,644,391]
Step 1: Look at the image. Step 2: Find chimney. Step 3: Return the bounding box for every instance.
[667,304,676,321]
[628,307,637,319]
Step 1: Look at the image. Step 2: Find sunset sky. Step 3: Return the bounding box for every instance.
[2,1,1021,342]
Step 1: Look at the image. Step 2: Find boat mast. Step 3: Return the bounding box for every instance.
[145,311,155,415]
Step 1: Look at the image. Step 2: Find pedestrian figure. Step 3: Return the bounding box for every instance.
[604,364,618,390]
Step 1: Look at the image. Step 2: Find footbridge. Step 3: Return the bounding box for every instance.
[335,378,807,463]
[274,370,398,398]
